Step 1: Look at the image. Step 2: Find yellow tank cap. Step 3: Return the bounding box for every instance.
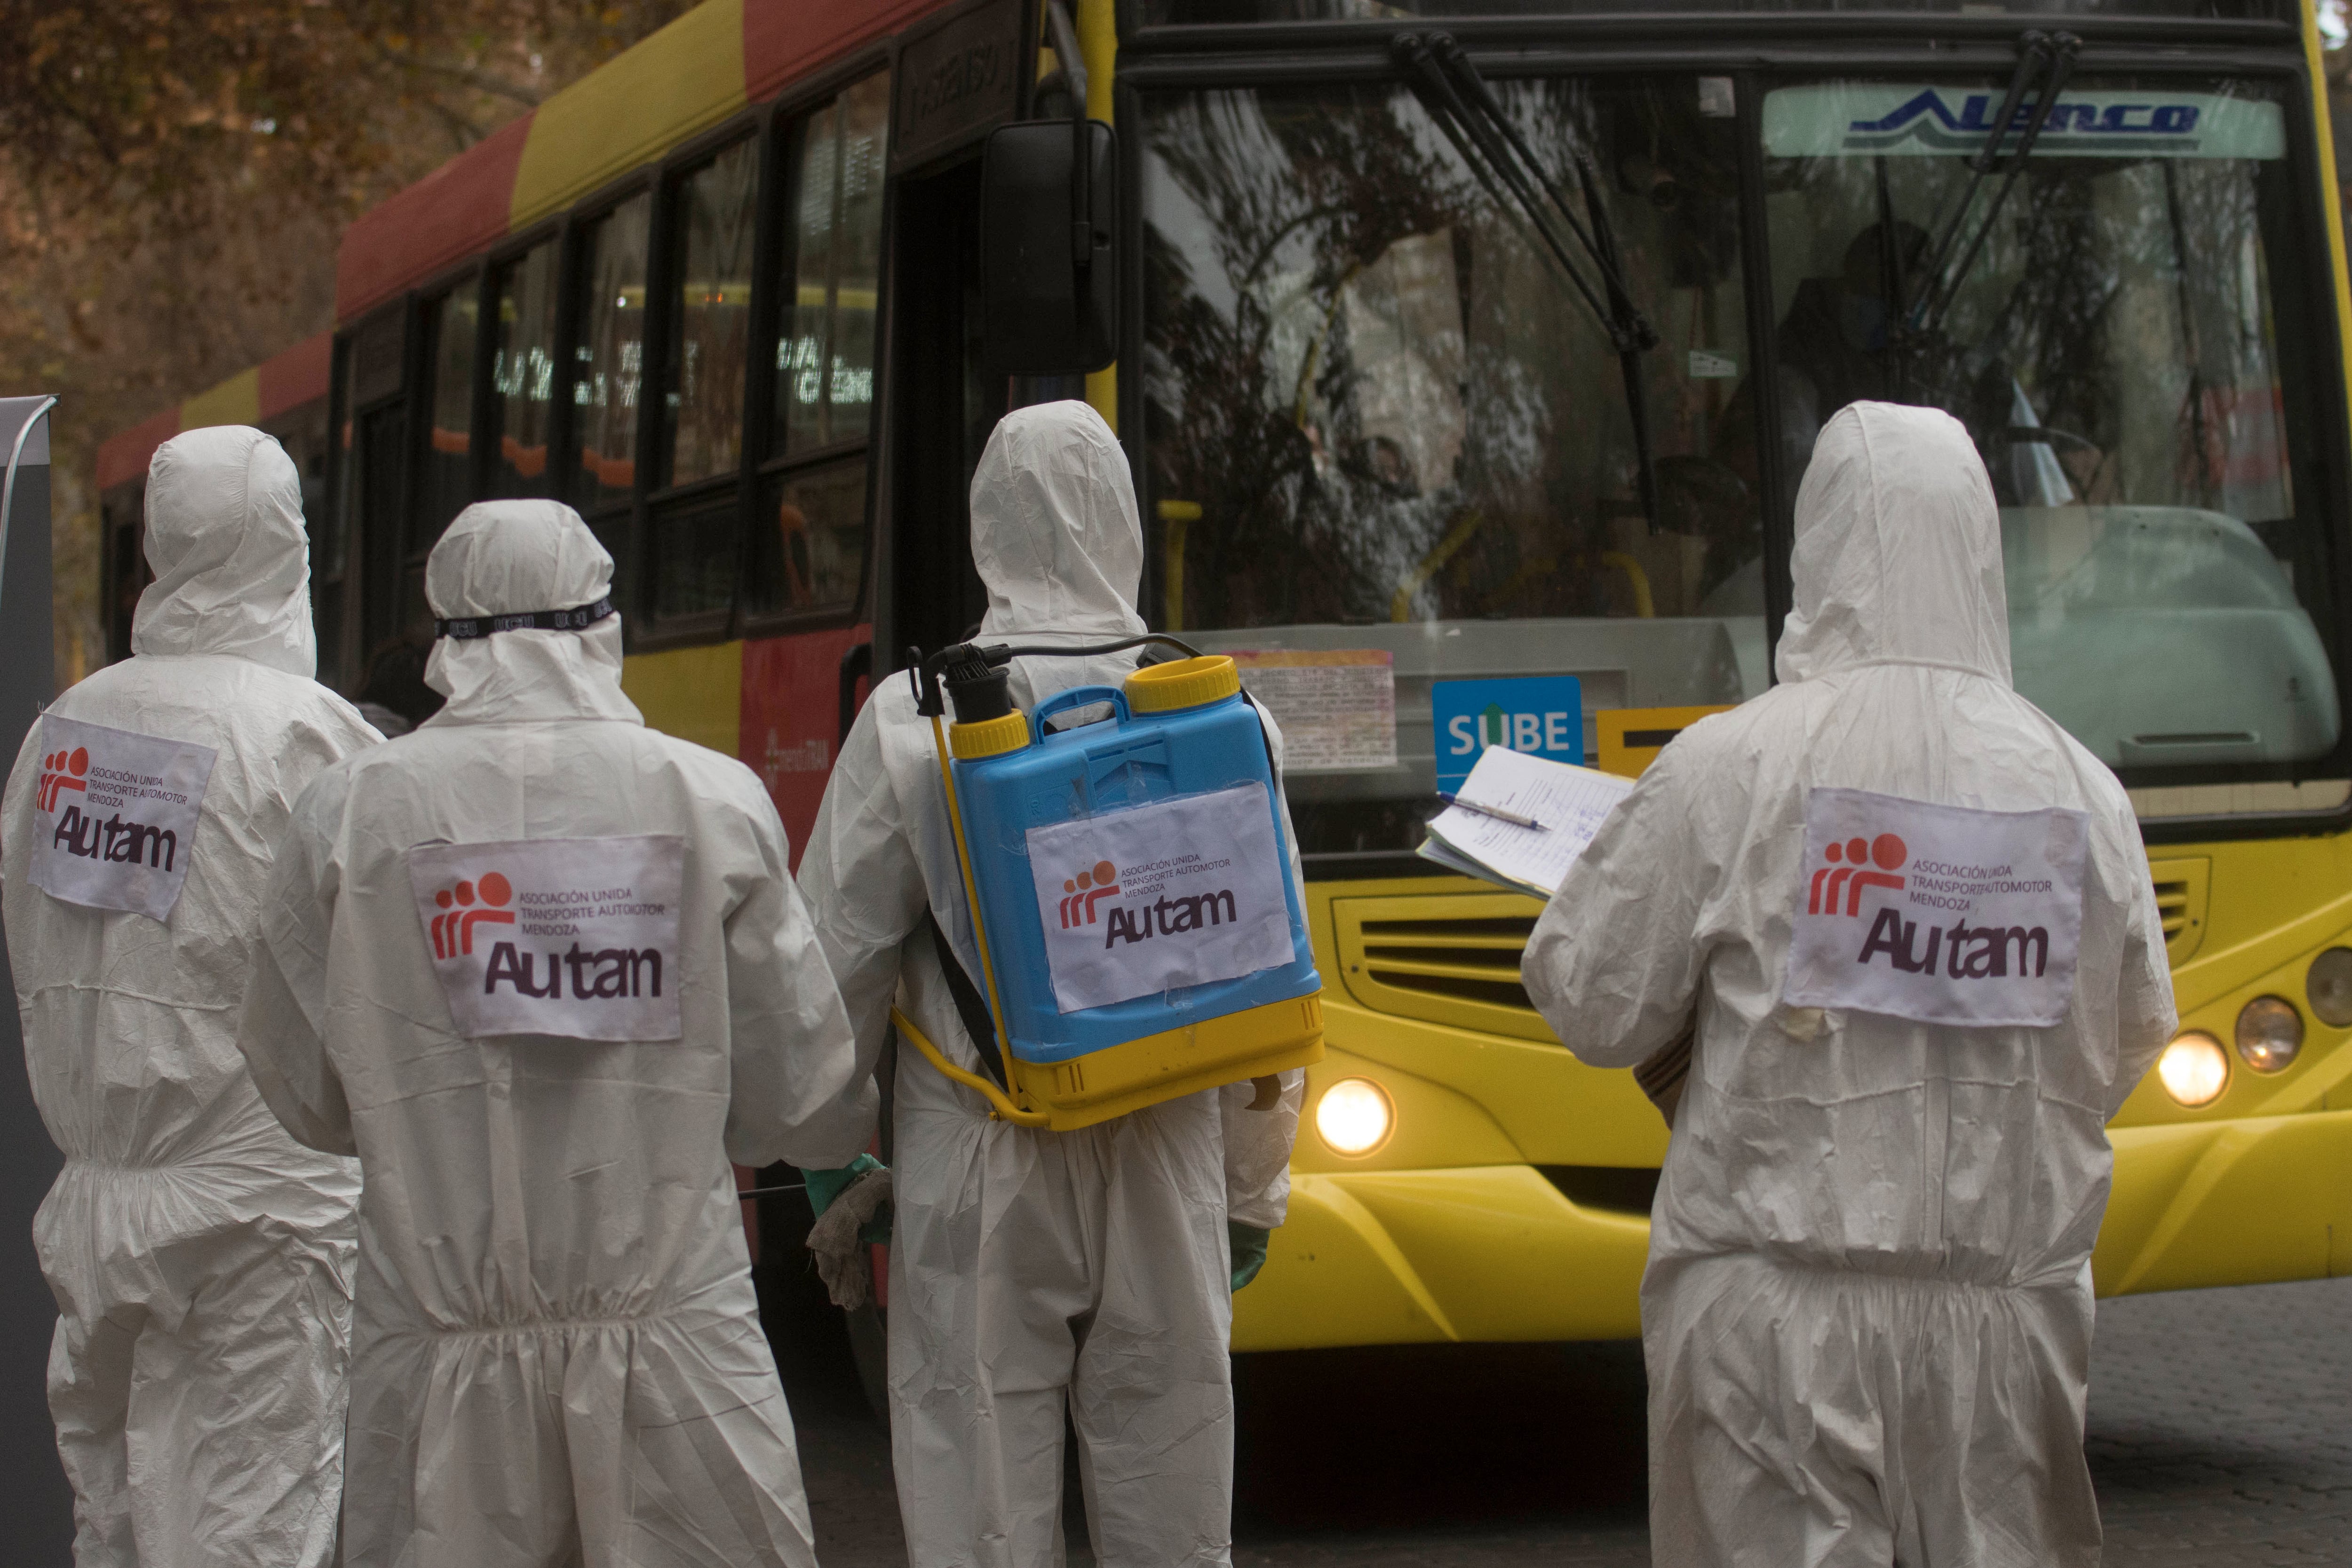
[1125,654,1241,713]
[950,711,1032,759]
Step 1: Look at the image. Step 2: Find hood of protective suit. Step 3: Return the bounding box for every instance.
[973,400,1146,641]
[131,425,317,677]
[422,500,641,727]
[1774,401,2011,687]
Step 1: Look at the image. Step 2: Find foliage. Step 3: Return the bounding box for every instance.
[0,0,695,687]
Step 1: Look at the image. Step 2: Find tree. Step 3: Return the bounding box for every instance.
[0,0,694,688]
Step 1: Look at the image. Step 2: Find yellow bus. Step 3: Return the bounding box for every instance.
[102,0,2352,1356]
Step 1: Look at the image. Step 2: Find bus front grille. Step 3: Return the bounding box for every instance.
[1331,891,1557,1043]
[2147,856,2211,967]
[1333,863,2207,1039]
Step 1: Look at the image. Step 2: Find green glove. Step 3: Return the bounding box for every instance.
[1229,1221,1270,1292]
[802,1153,884,1220]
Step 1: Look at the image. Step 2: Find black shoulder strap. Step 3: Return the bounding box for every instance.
[922,908,1009,1091]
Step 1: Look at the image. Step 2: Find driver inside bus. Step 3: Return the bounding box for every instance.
[1724,219,1934,507]
[1731,216,2105,510]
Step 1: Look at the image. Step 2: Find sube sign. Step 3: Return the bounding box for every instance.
[1430,676,1583,791]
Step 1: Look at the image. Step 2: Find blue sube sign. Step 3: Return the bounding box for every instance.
[1430,676,1583,791]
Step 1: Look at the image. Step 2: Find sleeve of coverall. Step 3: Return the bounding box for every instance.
[2106,812,2181,1117]
[1223,697,1309,1228]
[794,699,932,1128]
[1521,734,1710,1069]
[238,777,358,1157]
[721,782,874,1170]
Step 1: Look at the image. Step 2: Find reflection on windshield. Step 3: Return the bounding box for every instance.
[1762,79,2339,776]
[1143,77,1766,854]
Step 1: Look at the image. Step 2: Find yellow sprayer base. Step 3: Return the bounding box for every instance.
[1011,990,1327,1131]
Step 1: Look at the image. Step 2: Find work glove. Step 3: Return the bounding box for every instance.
[803,1153,883,1218]
[1229,1221,1270,1292]
[802,1155,893,1310]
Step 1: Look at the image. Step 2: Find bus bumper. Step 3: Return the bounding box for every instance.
[1231,1164,1649,1351]
[1232,1109,2352,1352]
[2097,1110,2352,1295]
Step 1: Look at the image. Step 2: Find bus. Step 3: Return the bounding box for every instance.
[105,0,2352,1356]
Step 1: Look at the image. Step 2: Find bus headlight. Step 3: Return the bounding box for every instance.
[1315,1078,1394,1157]
[2235,995,2303,1074]
[2307,947,2352,1027]
[2156,1031,2229,1107]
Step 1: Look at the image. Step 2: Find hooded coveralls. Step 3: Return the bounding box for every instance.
[1523,403,2177,1568]
[795,401,1304,1567]
[1,426,376,1568]
[237,501,870,1568]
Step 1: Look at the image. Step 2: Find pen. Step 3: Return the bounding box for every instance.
[1438,793,1544,831]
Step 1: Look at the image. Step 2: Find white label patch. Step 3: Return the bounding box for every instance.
[406,836,685,1042]
[28,715,216,921]
[1025,784,1296,1014]
[1783,788,2089,1027]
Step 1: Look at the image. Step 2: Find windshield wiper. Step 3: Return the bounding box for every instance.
[1904,30,2081,336]
[1395,32,1663,531]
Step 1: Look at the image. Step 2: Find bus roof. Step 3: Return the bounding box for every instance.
[95,331,333,493]
[336,0,949,325]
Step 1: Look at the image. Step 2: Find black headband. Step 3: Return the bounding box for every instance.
[434,595,615,641]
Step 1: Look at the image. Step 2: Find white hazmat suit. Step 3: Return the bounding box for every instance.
[1,426,374,1568]
[796,401,1304,1567]
[238,499,871,1568]
[1524,402,2177,1568]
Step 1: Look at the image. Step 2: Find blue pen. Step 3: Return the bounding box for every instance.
[1438,792,1544,831]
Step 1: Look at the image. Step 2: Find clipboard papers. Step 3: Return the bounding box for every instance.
[1416,746,1636,899]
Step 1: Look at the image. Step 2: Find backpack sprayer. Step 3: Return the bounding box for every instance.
[886,635,1325,1131]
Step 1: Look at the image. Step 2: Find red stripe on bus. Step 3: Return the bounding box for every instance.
[95,406,182,493]
[743,0,945,103]
[256,333,333,422]
[336,112,534,322]
[741,622,872,871]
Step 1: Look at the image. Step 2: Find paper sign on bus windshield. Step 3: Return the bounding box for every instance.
[406,835,685,1042]
[29,714,217,922]
[1782,788,2089,1028]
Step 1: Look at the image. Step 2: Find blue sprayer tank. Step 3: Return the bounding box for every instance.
[939,652,1325,1129]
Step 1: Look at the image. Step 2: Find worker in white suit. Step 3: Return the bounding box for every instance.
[1524,400,2177,1567]
[238,498,869,1567]
[795,400,1305,1567]
[2,425,376,1567]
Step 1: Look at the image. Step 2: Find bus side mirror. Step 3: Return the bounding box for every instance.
[981,119,1118,374]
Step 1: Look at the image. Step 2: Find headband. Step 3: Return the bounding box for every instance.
[434,595,615,641]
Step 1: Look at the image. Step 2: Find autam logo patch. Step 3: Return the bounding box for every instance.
[28,714,216,922]
[1025,784,1295,1015]
[406,835,685,1042]
[1782,787,2089,1028]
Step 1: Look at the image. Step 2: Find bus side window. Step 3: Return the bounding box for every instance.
[411,281,480,639]
[649,138,760,629]
[490,240,561,501]
[571,193,653,592]
[750,69,890,623]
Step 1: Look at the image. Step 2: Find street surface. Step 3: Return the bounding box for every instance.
[763,1226,2352,1565]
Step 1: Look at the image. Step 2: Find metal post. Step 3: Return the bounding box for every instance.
[0,393,71,1560]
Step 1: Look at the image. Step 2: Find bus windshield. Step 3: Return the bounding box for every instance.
[1139,72,2343,857]
[1761,78,2338,787]
[1143,76,1765,857]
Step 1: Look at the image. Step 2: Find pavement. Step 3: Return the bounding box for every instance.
[770,1245,2352,1566]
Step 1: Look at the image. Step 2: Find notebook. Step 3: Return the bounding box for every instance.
[1415,746,1636,900]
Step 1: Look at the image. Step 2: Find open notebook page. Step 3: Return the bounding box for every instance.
[1417,747,1636,899]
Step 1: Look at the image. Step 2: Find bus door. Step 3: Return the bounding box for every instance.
[887,161,1007,667]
